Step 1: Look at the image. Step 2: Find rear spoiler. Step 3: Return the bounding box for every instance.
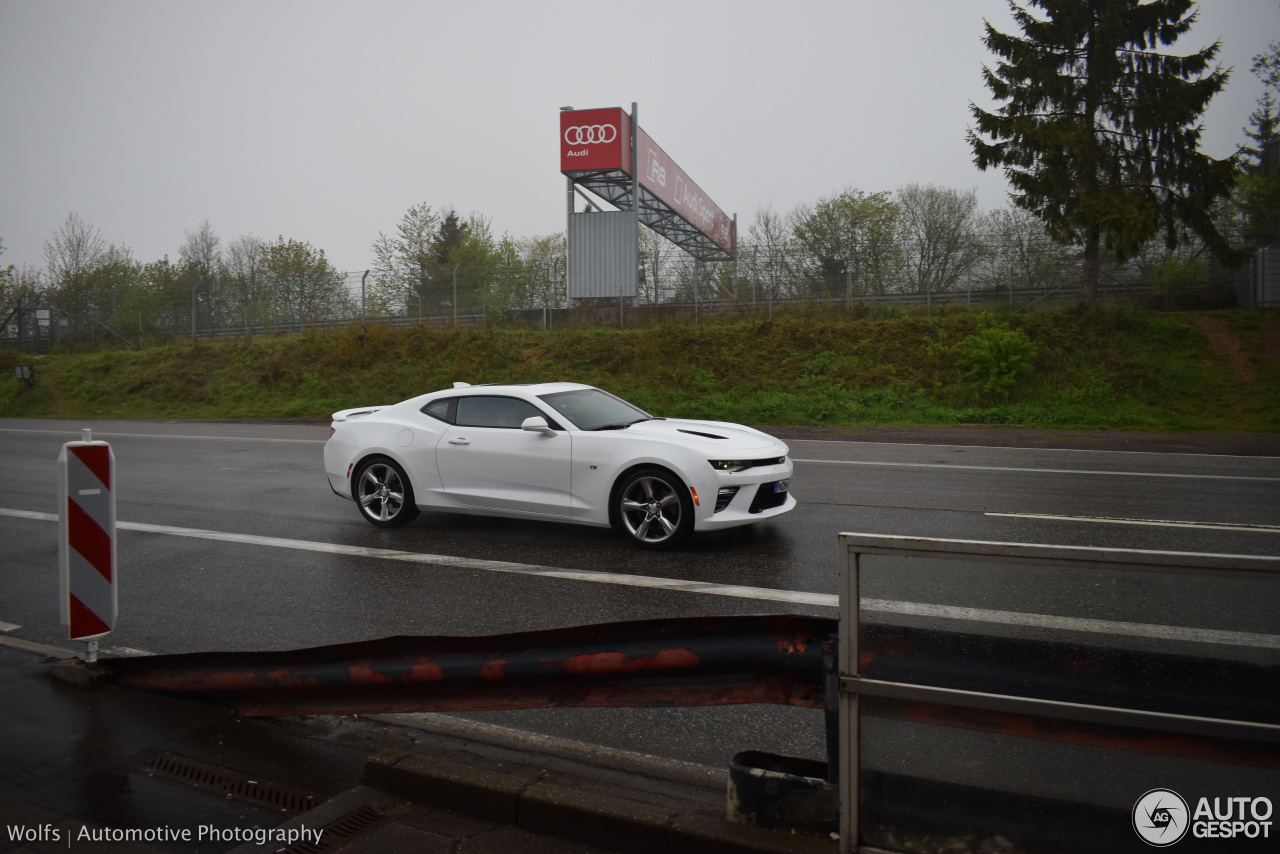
[331,406,388,423]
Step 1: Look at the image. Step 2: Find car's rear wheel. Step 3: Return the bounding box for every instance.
[354,458,419,527]
[615,467,693,549]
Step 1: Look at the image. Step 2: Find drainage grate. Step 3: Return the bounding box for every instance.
[280,804,389,854]
[143,753,327,815]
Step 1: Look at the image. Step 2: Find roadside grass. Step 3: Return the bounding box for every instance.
[1,304,1276,432]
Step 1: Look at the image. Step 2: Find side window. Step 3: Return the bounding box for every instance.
[421,398,455,423]
[456,396,545,429]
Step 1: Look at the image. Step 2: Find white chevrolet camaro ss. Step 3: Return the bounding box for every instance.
[323,382,795,549]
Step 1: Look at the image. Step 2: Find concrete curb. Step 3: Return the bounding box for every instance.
[365,749,836,854]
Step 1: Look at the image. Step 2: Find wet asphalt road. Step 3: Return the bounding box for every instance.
[0,417,1277,776]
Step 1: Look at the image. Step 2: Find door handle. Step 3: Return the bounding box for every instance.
[448,438,470,445]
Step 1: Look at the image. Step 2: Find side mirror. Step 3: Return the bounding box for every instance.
[522,416,556,437]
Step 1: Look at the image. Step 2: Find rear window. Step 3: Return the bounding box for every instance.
[421,398,454,423]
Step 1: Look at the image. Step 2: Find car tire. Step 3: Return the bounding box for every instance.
[354,458,420,527]
[615,467,693,549]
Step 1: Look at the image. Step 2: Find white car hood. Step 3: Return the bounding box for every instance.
[621,418,786,454]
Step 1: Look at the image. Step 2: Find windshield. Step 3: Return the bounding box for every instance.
[538,388,653,431]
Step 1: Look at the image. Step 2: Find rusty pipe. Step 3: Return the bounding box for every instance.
[100,615,836,717]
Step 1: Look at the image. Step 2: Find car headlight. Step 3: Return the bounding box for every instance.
[709,457,786,473]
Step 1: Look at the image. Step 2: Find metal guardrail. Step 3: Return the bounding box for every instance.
[836,535,1280,854]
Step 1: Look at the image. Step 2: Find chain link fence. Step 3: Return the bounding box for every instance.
[0,236,1247,352]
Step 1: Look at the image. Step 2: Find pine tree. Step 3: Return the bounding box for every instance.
[1239,39,1280,245]
[968,0,1241,305]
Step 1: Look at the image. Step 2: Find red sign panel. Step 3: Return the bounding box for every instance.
[560,108,631,173]
[635,126,734,254]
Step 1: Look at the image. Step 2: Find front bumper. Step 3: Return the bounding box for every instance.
[693,464,795,531]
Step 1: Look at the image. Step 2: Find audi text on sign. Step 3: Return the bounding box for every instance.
[635,125,734,254]
[560,107,631,173]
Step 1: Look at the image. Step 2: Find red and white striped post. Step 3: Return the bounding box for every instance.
[57,428,117,662]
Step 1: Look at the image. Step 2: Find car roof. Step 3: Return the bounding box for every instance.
[445,382,590,395]
[403,382,591,407]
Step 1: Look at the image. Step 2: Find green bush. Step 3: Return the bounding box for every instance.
[956,320,1038,399]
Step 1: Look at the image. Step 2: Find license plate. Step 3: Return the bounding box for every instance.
[774,479,790,494]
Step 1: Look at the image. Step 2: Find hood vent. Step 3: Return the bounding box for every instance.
[678,428,728,440]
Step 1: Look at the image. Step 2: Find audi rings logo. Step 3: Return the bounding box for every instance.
[564,124,617,145]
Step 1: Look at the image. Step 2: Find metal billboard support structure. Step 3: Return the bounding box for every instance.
[561,104,736,316]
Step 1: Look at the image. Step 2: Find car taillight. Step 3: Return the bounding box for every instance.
[329,427,335,438]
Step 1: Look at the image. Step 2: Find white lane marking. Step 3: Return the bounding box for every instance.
[791,458,1280,483]
[987,512,1280,534]
[0,508,832,608]
[0,427,324,444]
[788,436,1280,461]
[0,634,75,658]
[0,620,21,633]
[3,507,1276,649]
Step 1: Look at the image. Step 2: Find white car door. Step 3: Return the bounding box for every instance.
[435,395,572,516]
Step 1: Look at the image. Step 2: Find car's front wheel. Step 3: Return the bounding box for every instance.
[354,458,419,527]
[615,467,693,549]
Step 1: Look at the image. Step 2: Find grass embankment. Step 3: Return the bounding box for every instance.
[1,306,1277,431]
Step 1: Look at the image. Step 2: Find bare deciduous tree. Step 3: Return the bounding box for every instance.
[897,184,982,301]
[978,206,1077,297]
[747,204,793,303]
[370,203,440,314]
[43,212,106,287]
[225,234,266,326]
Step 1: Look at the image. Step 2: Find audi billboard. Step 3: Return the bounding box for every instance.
[560,107,734,256]
[560,107,631,173]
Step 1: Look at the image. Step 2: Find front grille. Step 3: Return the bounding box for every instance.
[749,482,788,514]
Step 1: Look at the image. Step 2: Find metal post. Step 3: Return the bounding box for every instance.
[566,176,574,315]
[695,257,700,327]
[731,214,738,303]
[361,269,368,335]
[16,297,23,354]
[837,542,861,854]
[453,263,460,325]
[551,257,560,331]
[628,101,639,331]
[191,281,198,338]
[751,246,758,311]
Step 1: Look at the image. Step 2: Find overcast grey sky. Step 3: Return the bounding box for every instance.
[0,0,1274,276]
